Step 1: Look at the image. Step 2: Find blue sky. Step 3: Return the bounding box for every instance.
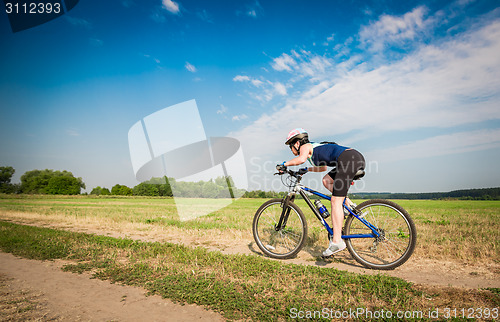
[1,0,499,193]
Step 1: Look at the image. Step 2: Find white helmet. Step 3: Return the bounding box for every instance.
[285,128,308,145]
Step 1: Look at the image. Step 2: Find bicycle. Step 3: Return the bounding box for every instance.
[252,168,417,270]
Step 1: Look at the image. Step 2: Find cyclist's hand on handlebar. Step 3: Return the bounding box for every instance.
[276,162,287,174]
[298,167,308,175]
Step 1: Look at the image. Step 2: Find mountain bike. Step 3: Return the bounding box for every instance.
[252,169,416,270]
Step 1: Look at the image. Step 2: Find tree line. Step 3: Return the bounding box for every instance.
[0,166,85,195]
[2,166,499,199]
[0,166,250,198]
[351,187,500,200]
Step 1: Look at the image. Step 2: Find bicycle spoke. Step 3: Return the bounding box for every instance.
[345,200,416,269]
[253,200,307,259]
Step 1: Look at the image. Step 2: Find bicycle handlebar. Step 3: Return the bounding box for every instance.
[274,168,304,178]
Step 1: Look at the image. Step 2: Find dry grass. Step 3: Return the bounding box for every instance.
[0,195,499,268]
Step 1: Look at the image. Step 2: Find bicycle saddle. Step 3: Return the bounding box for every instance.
[353,169,365,180]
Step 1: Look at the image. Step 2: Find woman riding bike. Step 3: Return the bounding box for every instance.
[277,128,365,257]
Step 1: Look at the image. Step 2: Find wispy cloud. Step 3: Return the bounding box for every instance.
[233,75,287,102]
[185,62,197,73]
[237,1,264,19]
[233,75,264,87]
[197,9,213,23]
[65,16,92,29]
[143,54,161,65]
[271,50,333,82]
[271,53,298,72]
[232,7,500,162]
[273,82,287,96]
[232,114,248,121]
[359,6,432,52]
[162,0,180,14]
[233,75,250,82]
[217,104,227,115]
[369,129,500,163]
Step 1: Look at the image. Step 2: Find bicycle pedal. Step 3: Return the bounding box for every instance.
[321,254,334,260]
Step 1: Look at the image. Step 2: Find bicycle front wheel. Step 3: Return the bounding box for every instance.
[252,198,308,259]
[344,199,416,270]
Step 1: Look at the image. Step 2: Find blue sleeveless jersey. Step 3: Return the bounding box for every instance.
[307,142,349,167]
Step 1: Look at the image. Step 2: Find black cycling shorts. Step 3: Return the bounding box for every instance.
[328,149,365,197]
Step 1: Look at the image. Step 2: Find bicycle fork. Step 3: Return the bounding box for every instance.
[275,194,295,231]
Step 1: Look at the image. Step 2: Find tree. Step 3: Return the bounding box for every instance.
[132,183,159,196]
[20,169,85,194]
[90,186,111,196]
[111,184,133,196]
[132,177,173,197]
[46,176,82,195]
[0,166,16,193]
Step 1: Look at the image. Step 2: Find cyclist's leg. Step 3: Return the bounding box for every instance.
[330,196,344,243]
[330,150,365,243]
[322,171,334,193]
[323,171,344,245]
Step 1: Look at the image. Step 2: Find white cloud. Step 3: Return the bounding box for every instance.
[232,114,248,121]
[185,62,197,73]
[243,1,263,18]
[272,53,297,72]
[323,33,335,46]
[143,54,161,66]
[233,75,250,82]
[271,50,334,83]
[65,16,92,29]
[359,6,432,52]
[233,74,290,102]
[233,75,264,87]
[368,129,500,163]
[162,0,180,14]
[300,55,332,77]
[197,9,213,23]
[232,13,500,161]
[217,104,227,115]
[273,82,287,96]
[251,79,264,87]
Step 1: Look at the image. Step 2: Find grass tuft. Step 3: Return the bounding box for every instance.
[0,220,498,320]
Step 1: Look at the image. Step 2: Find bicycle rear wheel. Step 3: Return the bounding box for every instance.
[252,198,308,259]
[344,199,416,270]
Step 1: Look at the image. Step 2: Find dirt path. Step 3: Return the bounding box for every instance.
[0,215,498,321]
[61,221,499,290]
[0,252,224,321]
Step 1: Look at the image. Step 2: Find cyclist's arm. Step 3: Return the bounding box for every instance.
[284,144,312,166]
[307,166,327,172]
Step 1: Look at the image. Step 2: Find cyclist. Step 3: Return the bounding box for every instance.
[277,128,365,257]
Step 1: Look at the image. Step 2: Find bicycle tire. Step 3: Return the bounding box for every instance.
[252,198,308,259]
[344,199,416,270]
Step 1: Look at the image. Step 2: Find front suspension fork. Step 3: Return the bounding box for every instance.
[275,194,295,231]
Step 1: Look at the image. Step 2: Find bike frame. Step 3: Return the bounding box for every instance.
[284,182,381,240]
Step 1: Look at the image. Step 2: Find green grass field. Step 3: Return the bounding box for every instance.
[0,194,498,264]
[0,194,499,320]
